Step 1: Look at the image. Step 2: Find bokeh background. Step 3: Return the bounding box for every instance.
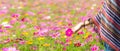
[0,0,104,51]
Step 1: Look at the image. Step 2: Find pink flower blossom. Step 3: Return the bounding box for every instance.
[2,47,19,51]
[27,11,35,16]
[0,9,8,15]
[66,38,70,43]
[74,42,81,47]
[50,32,60,38]
[9,19,17,24]
[63,47,66,51]
[65,28,73,37]
[4,25,13,28]
[13,43,17,47]
[1,22,13,28]
[100,50,104,51]
[43,16,51,20]
[3,38,11,44]
[2,48,8,51]
[68,23,72,26]
[88,28,95,33]
[19,41,25,45]
[81,16,88,22]
[20,24,26,29]
[52,27,61,31]
[34,26,40,30]
[91,45,99,51]
[34,29,49,36]
[0,29,4,32]
[30,46,38,51]
[78,31,84,35]
[11,13,20,18]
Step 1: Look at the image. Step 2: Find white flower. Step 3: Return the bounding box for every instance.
[1,22,13,28]
[43,16,51,20]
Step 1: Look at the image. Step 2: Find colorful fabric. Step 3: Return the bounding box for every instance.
[92,0,120,50]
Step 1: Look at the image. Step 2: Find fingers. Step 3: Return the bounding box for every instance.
[71,22,84,33]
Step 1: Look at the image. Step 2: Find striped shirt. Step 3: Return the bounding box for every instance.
[92,0,120,50]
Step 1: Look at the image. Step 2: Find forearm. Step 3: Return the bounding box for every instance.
[72,18,93,33]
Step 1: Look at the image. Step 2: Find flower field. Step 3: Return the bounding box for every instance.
[0,0,104,51]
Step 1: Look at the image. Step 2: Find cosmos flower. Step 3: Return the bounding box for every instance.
[81,16,88,22]
[1,22,13,28]
[0,9,8,15]
[2,47,19,51]
[3,38,11,44]
[63,47,66,51]
[9,19,17,25]
[30,46,38,51]
[11,13,20,18]
[78,31,84,35]
[91,45,99,51]
[65,28,73,37]
[52,27,61,31]
[27,11,35,16]
[0,29,4,32]
[43,16,51,20]
[50,32,60,38]
[19,41,25,45]
[74,42,81,47]
[20,24,26,29]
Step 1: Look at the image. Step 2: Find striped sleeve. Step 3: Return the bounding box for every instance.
[92,0,120,50]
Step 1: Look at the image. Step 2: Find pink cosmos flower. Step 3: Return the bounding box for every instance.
[81,16,88,22]
[34,28,49,36]
[52,27,61,31]
[30,46,38,51]
[34,26,40,30]
[91,45,99,51]
[9,19,17,25]
[50,32,60,38]
[2,48,8,51]
[20,24,26,29]
[1,22,13,28]
[88,28,95,33]
[4,25,13,28]
[11,13,20,18]
[13,43,17,47]
[27,11,35,16]
[37,11,42,14]
[2,47,19,51]
[65,28,73,37]
[0,29,4,32]
[0,9,8,15]
[66,38,71,43]
[100,50,104,51]
[63,47,66,51]
[68,23,72,26]
[78,31,84,35]
[19,41,25,45]
[74,42,81,47]
[21,18,27,22]
[43,16,51,20]
[3,38,11,44]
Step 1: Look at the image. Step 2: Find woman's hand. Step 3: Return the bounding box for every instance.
[71,22,84,33]
[72,18,93,33]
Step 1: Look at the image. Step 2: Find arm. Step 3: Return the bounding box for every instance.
[72,18,93,33]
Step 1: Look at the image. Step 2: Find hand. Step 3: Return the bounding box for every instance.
[71,22,84,33]
[72,18,93,33]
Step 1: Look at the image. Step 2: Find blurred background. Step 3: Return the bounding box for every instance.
[0,0,104,51]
